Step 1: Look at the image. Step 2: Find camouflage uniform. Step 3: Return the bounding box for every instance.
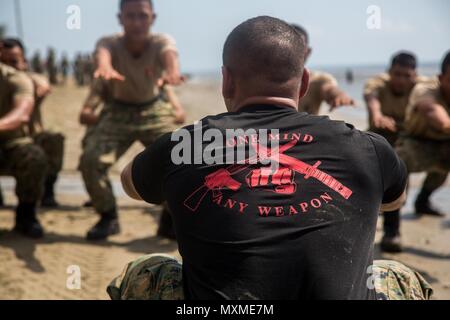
[33,131,64,177]
[365,75,447,251]
[27,72,65,178]
[372,260,433,300]
[107,256,432,300]
[396,137,450,174]
[0,142,48,203]
[80,33,179,217]
[80,99,176,214]
[397,80,450,177]
[108,254,184,300]
[0,63,48,204]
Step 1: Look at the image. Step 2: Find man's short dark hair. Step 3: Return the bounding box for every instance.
[441,50,450,75]
[291,24,309,45]
[120,0,153,10]
[390,51,417,70]
[2,38,26,55]
[223,16,307,84]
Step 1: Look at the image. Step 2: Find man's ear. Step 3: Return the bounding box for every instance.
[222,66,234,99]
[151,13,157,25]
[299,68,310,99]
[118,13,123,26]
[305,47,312,62]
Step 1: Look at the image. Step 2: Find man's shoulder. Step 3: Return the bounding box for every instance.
[416,75,435,85]
[96,33,123,48]
[0,63,17,78]
[365,73,389,88]
[26,71,49,87]
[309,70,337,85]
[0,63,33,88]
[410,80,440,106]
[150,32,176,43]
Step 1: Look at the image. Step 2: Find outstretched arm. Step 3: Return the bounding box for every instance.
[164,86,186,124]
[94,47,125,81]
[322,83,355,111]
[158,50,184,87]
[365,95,397,132]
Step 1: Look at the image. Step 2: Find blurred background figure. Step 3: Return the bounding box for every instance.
[31,51,44,74]
[73,53,85,86]
[46,47,58,85]
[346,69,354,84]
[83,54,94,86]
[60,53,69,85]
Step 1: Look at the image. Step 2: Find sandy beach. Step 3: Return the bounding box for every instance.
[0,78,449,300]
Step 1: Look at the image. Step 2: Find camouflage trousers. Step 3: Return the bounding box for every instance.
[396,137,450,174]
[371,132,448,192]
[79,99,176,214]
[33,131,65,176]
[372,260,433,300]
[107,256,432,300]
[0,141,48,203]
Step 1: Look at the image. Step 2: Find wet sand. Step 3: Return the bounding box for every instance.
[0,80,449,300]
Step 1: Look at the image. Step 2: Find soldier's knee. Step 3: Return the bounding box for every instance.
[80,149,105,174]
[50,133,65,148]
[23,145,49,175]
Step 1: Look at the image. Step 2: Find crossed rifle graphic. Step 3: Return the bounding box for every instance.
[183,139,353,212]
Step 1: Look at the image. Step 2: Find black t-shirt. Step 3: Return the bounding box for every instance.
[132,104,407,300]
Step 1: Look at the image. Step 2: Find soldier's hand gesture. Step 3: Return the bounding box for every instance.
[94,65,125,82]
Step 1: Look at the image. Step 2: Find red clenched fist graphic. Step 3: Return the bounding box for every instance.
[246,166,297,195]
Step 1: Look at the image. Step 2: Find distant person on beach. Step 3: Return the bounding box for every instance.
[291,24,355,115]
[46,48,58,85]
[114,16,432,300]
[83,54,95,86]
[73,53,85,86]
[0,59,48,238]
[396,51,450,219]
[364,52,447,253]
[31,51,44,74]
[60,54,70,85]
[346,69,354,84]
[79,0,186,241]
[0,38,65,208]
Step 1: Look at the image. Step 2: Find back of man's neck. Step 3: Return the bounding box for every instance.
[234,96,298,112]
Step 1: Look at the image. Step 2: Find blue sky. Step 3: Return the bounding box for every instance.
[0,0,449,73]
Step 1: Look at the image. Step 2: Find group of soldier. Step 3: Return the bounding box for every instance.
[0,0,449,256]
[293,24,450,253]
[30,49,94,86]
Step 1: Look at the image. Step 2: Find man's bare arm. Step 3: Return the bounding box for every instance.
[121,161,143,201]
[322,83,355,110]
[365,95,397,132]
[159,50,183,86]
[380,190,407,212]
[165,86,186,124]
[416,100,450,134]
[0,96,34,132]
